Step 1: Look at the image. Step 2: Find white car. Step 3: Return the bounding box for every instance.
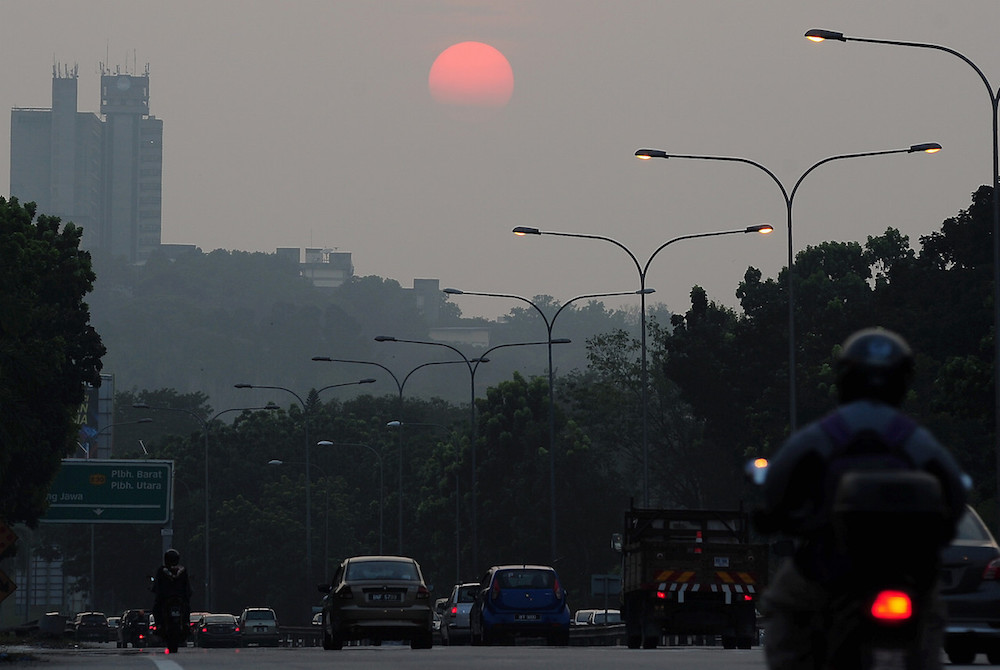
[441,582,478,645]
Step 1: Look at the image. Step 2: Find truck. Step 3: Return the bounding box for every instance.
[618,504,767,650]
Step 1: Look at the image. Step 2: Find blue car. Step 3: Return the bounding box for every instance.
[470,565,570,646]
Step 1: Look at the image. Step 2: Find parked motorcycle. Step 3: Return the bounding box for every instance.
[748,459,950,669]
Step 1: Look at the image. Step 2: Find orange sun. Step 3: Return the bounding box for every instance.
[428,41,514,111]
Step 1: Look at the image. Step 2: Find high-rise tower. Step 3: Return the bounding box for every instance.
[9,63,162,263]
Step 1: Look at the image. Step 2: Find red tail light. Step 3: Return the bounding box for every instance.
[656,591,667,600]
[450,606,458,615]
[553,577,562,597]
[416,585,430,600]
[234,626,240,633]
[491,580,501,600]
[983,557,1000,581]
[200,626,208,633]
[871,590,912,621]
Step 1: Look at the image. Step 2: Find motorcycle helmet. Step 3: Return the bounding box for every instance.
[835,327,914,406]
[164,548,181,567]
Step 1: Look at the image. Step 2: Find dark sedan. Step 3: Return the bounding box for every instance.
[194,613,242,648]
[941,505,1000,665]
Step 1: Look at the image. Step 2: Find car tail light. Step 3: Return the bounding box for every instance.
[200,626,208,633]
[450,606,458,615]
[234,626,240,633]
[416,585,430,600]
[870,590,912,621]
[491,580,501,601]
[553,577,562,597]
[983,557,1000,581]
[337,586,354,599]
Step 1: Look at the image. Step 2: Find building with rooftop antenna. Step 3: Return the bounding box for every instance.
[10,62,162,263]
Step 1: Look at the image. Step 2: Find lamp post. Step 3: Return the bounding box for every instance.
[443,287,648,561]
[268,459,334,581]
[374,336,560,573]
[315,440,384,555]
[310,357,474,554]
[132,402,277,610]
[386,421,459,579]
[804,26,1000,540]
[234,379,375,583]
[514,224,773,506]
[634,144,941,432]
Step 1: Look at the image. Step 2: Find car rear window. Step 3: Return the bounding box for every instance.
[496,569,554,588]
[346,560,419,581]
[82,615,106,624]
[245,610,275,621]
[457,586,477,602]
[955,509,993,542]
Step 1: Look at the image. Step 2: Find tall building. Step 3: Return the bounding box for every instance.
[9,63,162,263]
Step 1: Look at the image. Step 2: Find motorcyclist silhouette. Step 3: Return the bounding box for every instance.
[151,548,192,651]
[756,328,968,670]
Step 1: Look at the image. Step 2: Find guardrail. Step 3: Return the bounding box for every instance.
[276,624,626,647]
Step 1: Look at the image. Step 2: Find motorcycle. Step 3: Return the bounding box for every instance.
[748,459,950,669]
[157,596,189,654]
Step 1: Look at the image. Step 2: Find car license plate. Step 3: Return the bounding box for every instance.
[514,613,539,621]
[369,592,402,603]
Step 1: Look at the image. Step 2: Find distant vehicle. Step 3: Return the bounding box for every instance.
[441,583,478,645]
[318,555,434,650]
[941,505,1000,665]
[587,609,622,625]
[188,611,210,643]
[69,611,109,642]
[311,612,322,626]
[572,609,599,626]
[194,613,242,648]
[237,607,279,647]
[469,565,570,646]
[106,616,121,642]
[117,609,152,648]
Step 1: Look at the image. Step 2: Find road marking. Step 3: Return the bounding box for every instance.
[149,655,184,670]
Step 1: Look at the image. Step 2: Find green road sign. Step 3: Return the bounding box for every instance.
[42,459,173,524]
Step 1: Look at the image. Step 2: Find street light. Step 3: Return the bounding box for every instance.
[514,224,772,506]
[375,335,560,572]
[79,418,153,458]
[315,440,384,555]
[384,421,459,579]
[234,378,375,582]
[804,25,1000,541]
[310,357,474,554]
[268,459,335,581]
[443,286,647,561]
[132,402,277,610]
[634,144,940,432]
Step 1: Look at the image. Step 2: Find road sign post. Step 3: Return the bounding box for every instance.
[42,459,173,524]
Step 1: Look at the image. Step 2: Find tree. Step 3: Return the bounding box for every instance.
[0,197,105,526]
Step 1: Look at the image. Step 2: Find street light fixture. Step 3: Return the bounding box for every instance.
[315,440,384,555]
[443,286,648,561]
[634,144,940,432]
[233,378,374,583]
[514,224,772,506]
[132,402,277,610]
[311,356,474,554]
[375,335,562,572]
[804,25,1000,540]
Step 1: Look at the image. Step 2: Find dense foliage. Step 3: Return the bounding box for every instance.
[0,197,105,527]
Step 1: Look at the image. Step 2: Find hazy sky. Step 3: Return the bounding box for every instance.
[3,1,998,320]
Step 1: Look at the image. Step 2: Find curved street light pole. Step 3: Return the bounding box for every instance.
[635,144,940,432]
[268,459,334,581]
[443,286,649,562]
[513,224,772,506]
[233,378,374,582]
[375,336,559,573]
[310,357,470,554]
[132,403,276,611]
[316,441,384,555]
[804,25,1000,542]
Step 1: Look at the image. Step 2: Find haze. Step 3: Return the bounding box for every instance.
[2,1,995,320]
